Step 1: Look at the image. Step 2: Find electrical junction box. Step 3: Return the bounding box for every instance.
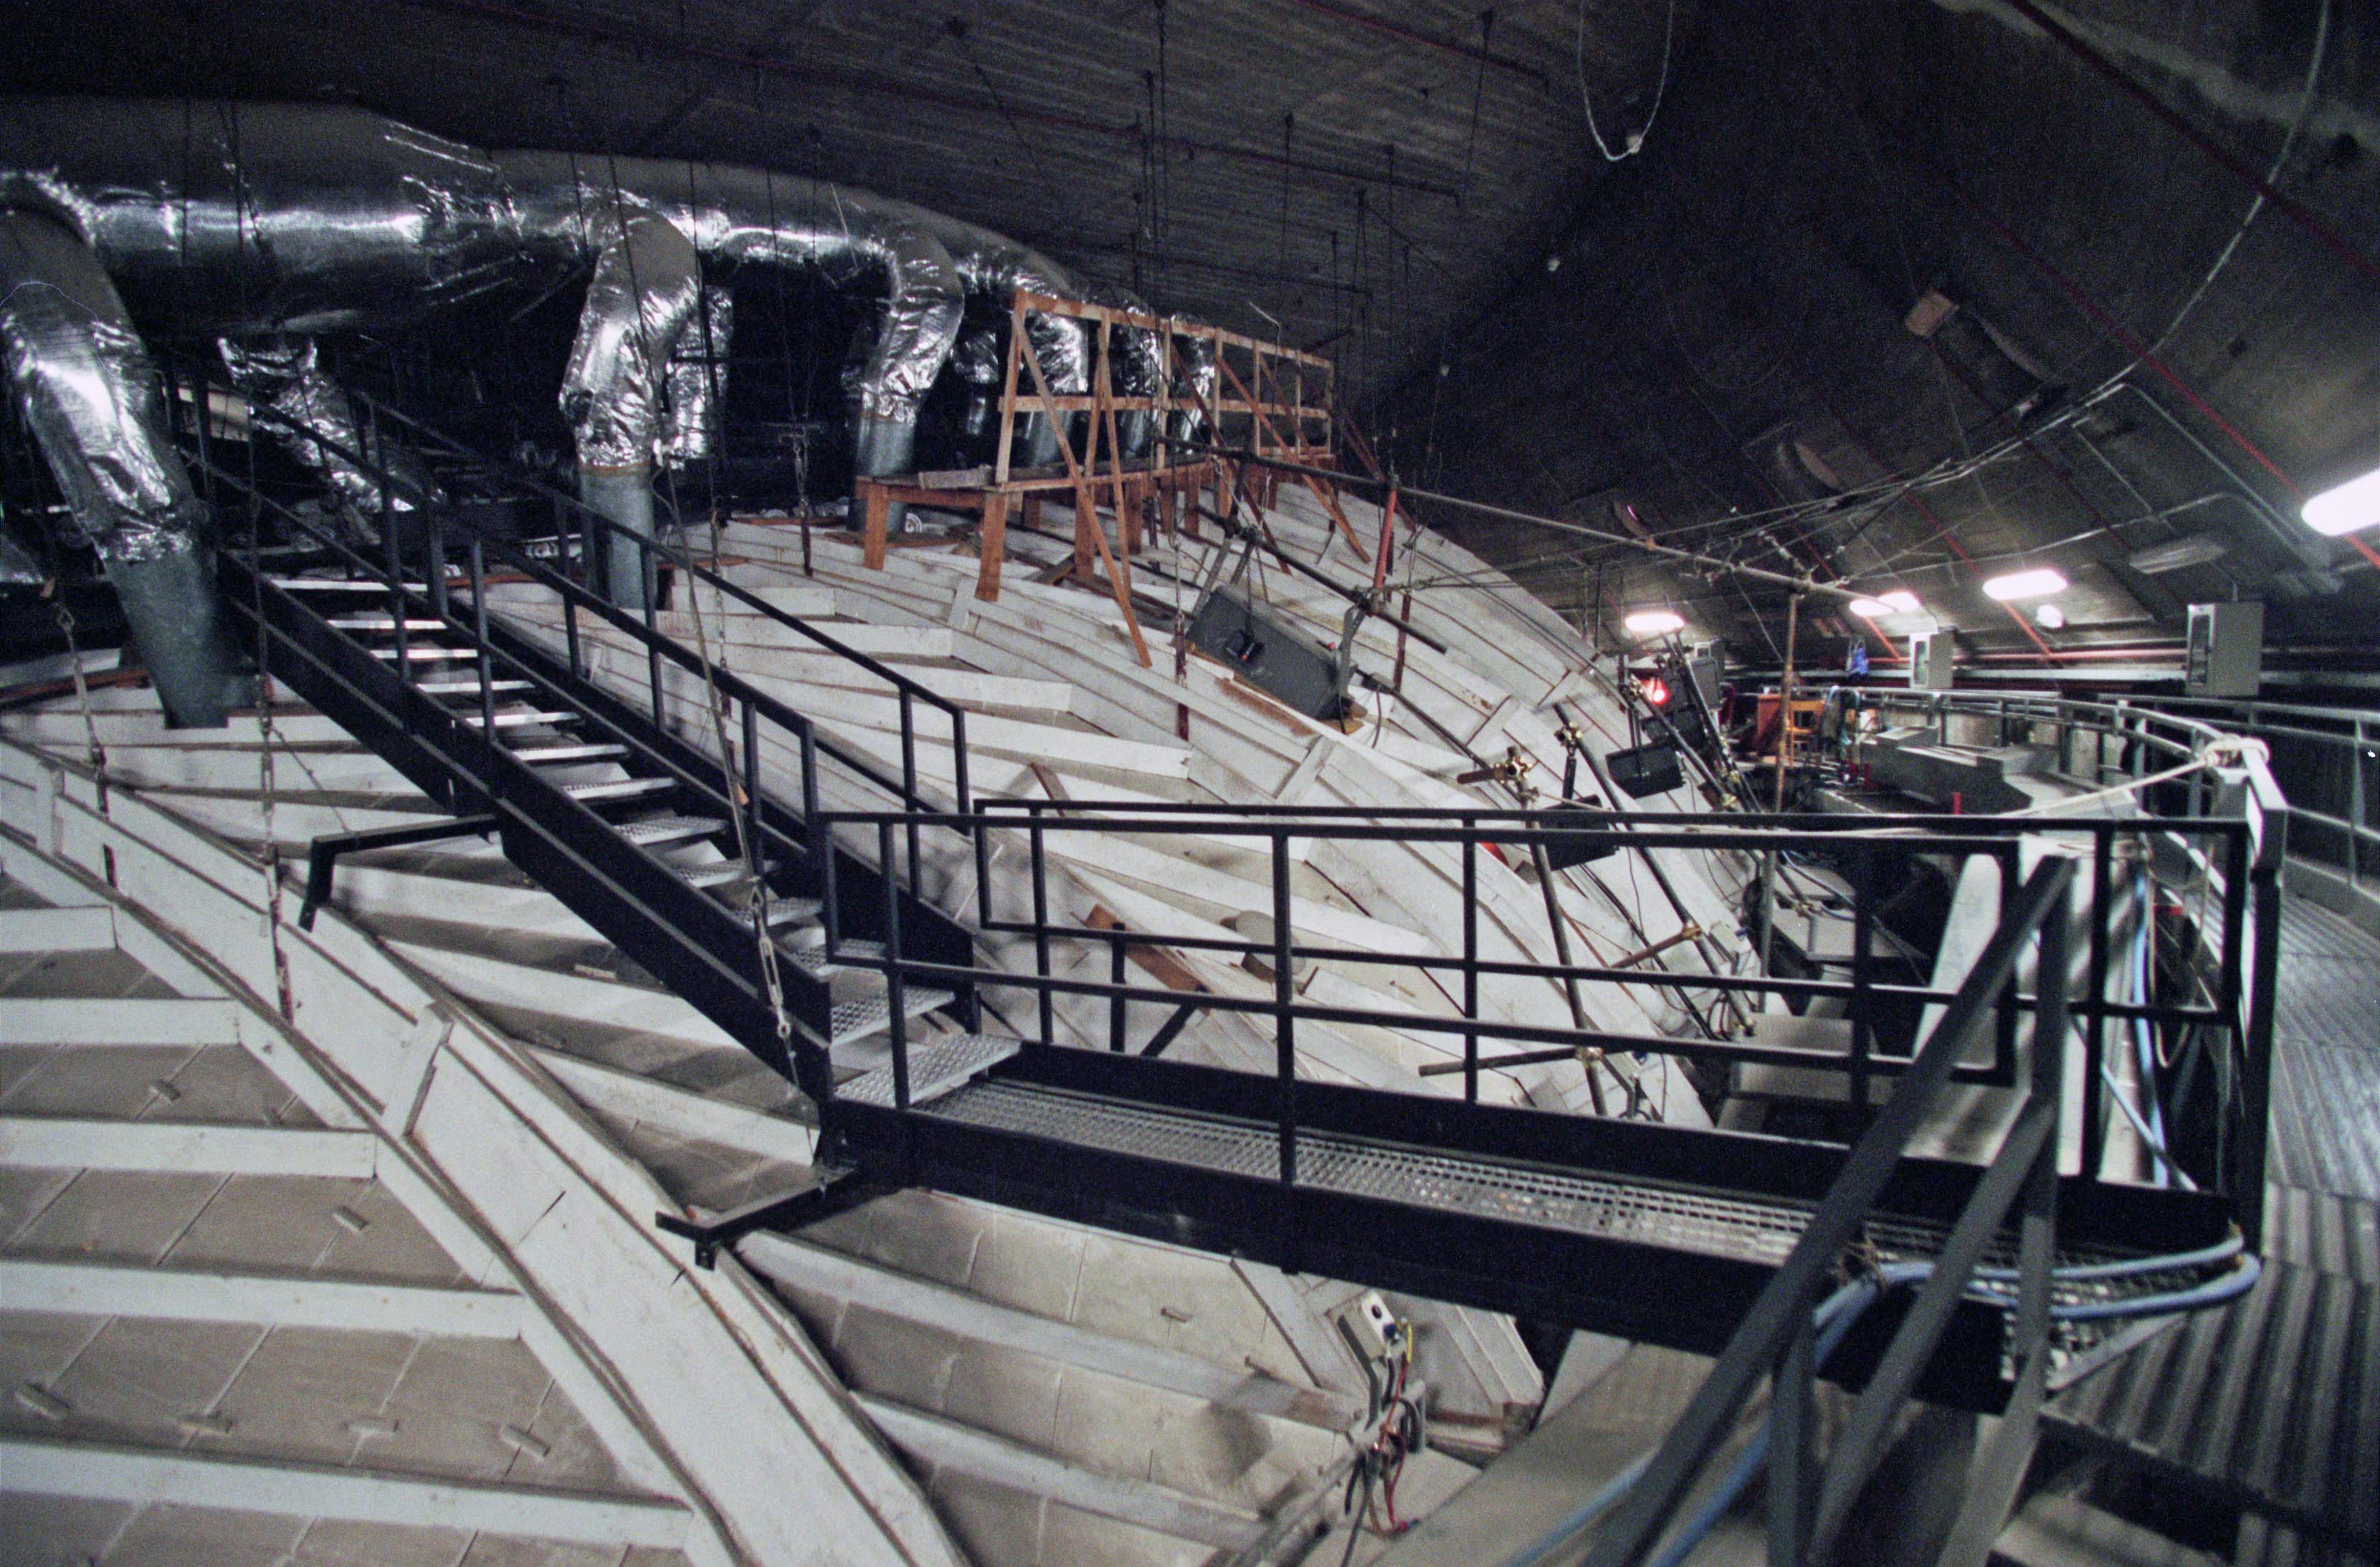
[1909,629,1955,690]
[1685,642,1723,709]
[2186,601,2263,698]
[1186,584,1351,720]
[1343,1291,1403,1362]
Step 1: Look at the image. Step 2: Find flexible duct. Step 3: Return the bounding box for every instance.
[0,99,981,478]
[0,211,242,726]
[662,285,731,470]
[218,336,447,539]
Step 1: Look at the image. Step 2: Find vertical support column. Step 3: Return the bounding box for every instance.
[861,482,890,571]
[2082,829,2112,1187]
[976,490,1008,602]
[1768,1310,1816,1567]
[1462,817,1480,1103]
[1272,830,1296,1187]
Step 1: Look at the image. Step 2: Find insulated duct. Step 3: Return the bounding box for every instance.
[0,97,996,485]
[218,336,447,542]
[0,211,242,726]
[662,285,731,470]
[1085,282,1162,459]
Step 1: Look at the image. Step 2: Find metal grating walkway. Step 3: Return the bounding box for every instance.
[2267,895,2380,1202]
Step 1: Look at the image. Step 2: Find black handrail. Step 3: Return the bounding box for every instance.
[1576,856,2075,1566]
[343,386,974,806]
[814,803,2267,1237]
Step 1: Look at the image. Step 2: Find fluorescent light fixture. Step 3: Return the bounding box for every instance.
[1847,590,1923,616]
[1982,568,2067,601]
[2034,602,2066,629]
[1622,609,1686,636]
[2303,465,2380,535]
[2128,534,2228,573]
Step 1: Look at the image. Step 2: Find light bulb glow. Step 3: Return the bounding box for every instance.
[1848,597,1893,616]
[1982,568,2067,601]
[1623,610,1685,636]
[2303,466,2380,536]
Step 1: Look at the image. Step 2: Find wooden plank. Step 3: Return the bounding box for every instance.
[0,996,244,1046]
[741,1235,1358,1429]
[0,905,114,953]
[0,1256,526,1338]
[853,1395,1266,1552]
[0,1436,690,1550]
[976,489,1008,603]
[0,1116,377,1177]
[860,481,892,571]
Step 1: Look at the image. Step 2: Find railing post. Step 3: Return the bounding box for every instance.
[1768,1307,1816,1567]
[1273,829,1297,1186]
[563,591,582,682]
[880,819,909,1111]
[427,505,450,622]
[1110,934,1128,1052]
[1850,846,1876,1118]
[469,538,495,743]
[1029,804,1054,1047]
[1462,816,1480,1104]
[2237,843,2284,1244]
[643,534,666,731]
[741,700,763,879]
[899,689,921,884]
[374,404,407,679]
[2082,828,2112,1188]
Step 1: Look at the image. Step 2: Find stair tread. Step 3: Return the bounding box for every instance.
[460,709,580,727]
[416,678,534,696]
[838,1034,1020,1107]
[268,576,434,591]
[518,743,631,763]
[326,616,447,630]
[565,776,675,801]
[829,986,956,1047]
[619,814,726,846]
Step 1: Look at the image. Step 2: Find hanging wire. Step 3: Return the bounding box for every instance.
[1575,0,1675,161]
[1458,9,1495,209]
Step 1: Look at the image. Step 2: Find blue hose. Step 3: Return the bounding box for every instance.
[1497,1239,2253,1567]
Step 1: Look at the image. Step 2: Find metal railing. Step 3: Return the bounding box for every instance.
[1574,856,2075,1567]
[812,799,2276,1219]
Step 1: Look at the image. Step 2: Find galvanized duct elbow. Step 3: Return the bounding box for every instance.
[0,211,242,726]
[218,336,447,539]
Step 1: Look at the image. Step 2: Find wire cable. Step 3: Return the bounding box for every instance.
[1576,0,1676,161]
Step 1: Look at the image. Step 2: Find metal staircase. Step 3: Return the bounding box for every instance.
[208,450,974,1112]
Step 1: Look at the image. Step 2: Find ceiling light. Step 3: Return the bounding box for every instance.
[1848,590,1922,616]
[1982,568,2067,601]
[2034,602,2066,629]
[2128,535,2229,573]
[2303,465,2380,535]
[1623,609,1685,637]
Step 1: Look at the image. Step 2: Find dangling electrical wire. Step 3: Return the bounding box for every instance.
[1575,0,1675,161]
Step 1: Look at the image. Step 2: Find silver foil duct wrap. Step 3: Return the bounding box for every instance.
[0,211,206,564]
[661,285,731,469]
[1168,333,1219,447]
[217,336,446,521]
[561,206,703,470]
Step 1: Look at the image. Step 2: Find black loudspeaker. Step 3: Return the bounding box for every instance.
[1533,802,1623,871]
[1605,742,1685,799]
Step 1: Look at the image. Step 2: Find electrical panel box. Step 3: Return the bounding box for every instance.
[1685,642,1724,709]
[1186,584,1351,720]
[2186,601,2263,698]
[1909,629,1955,690]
